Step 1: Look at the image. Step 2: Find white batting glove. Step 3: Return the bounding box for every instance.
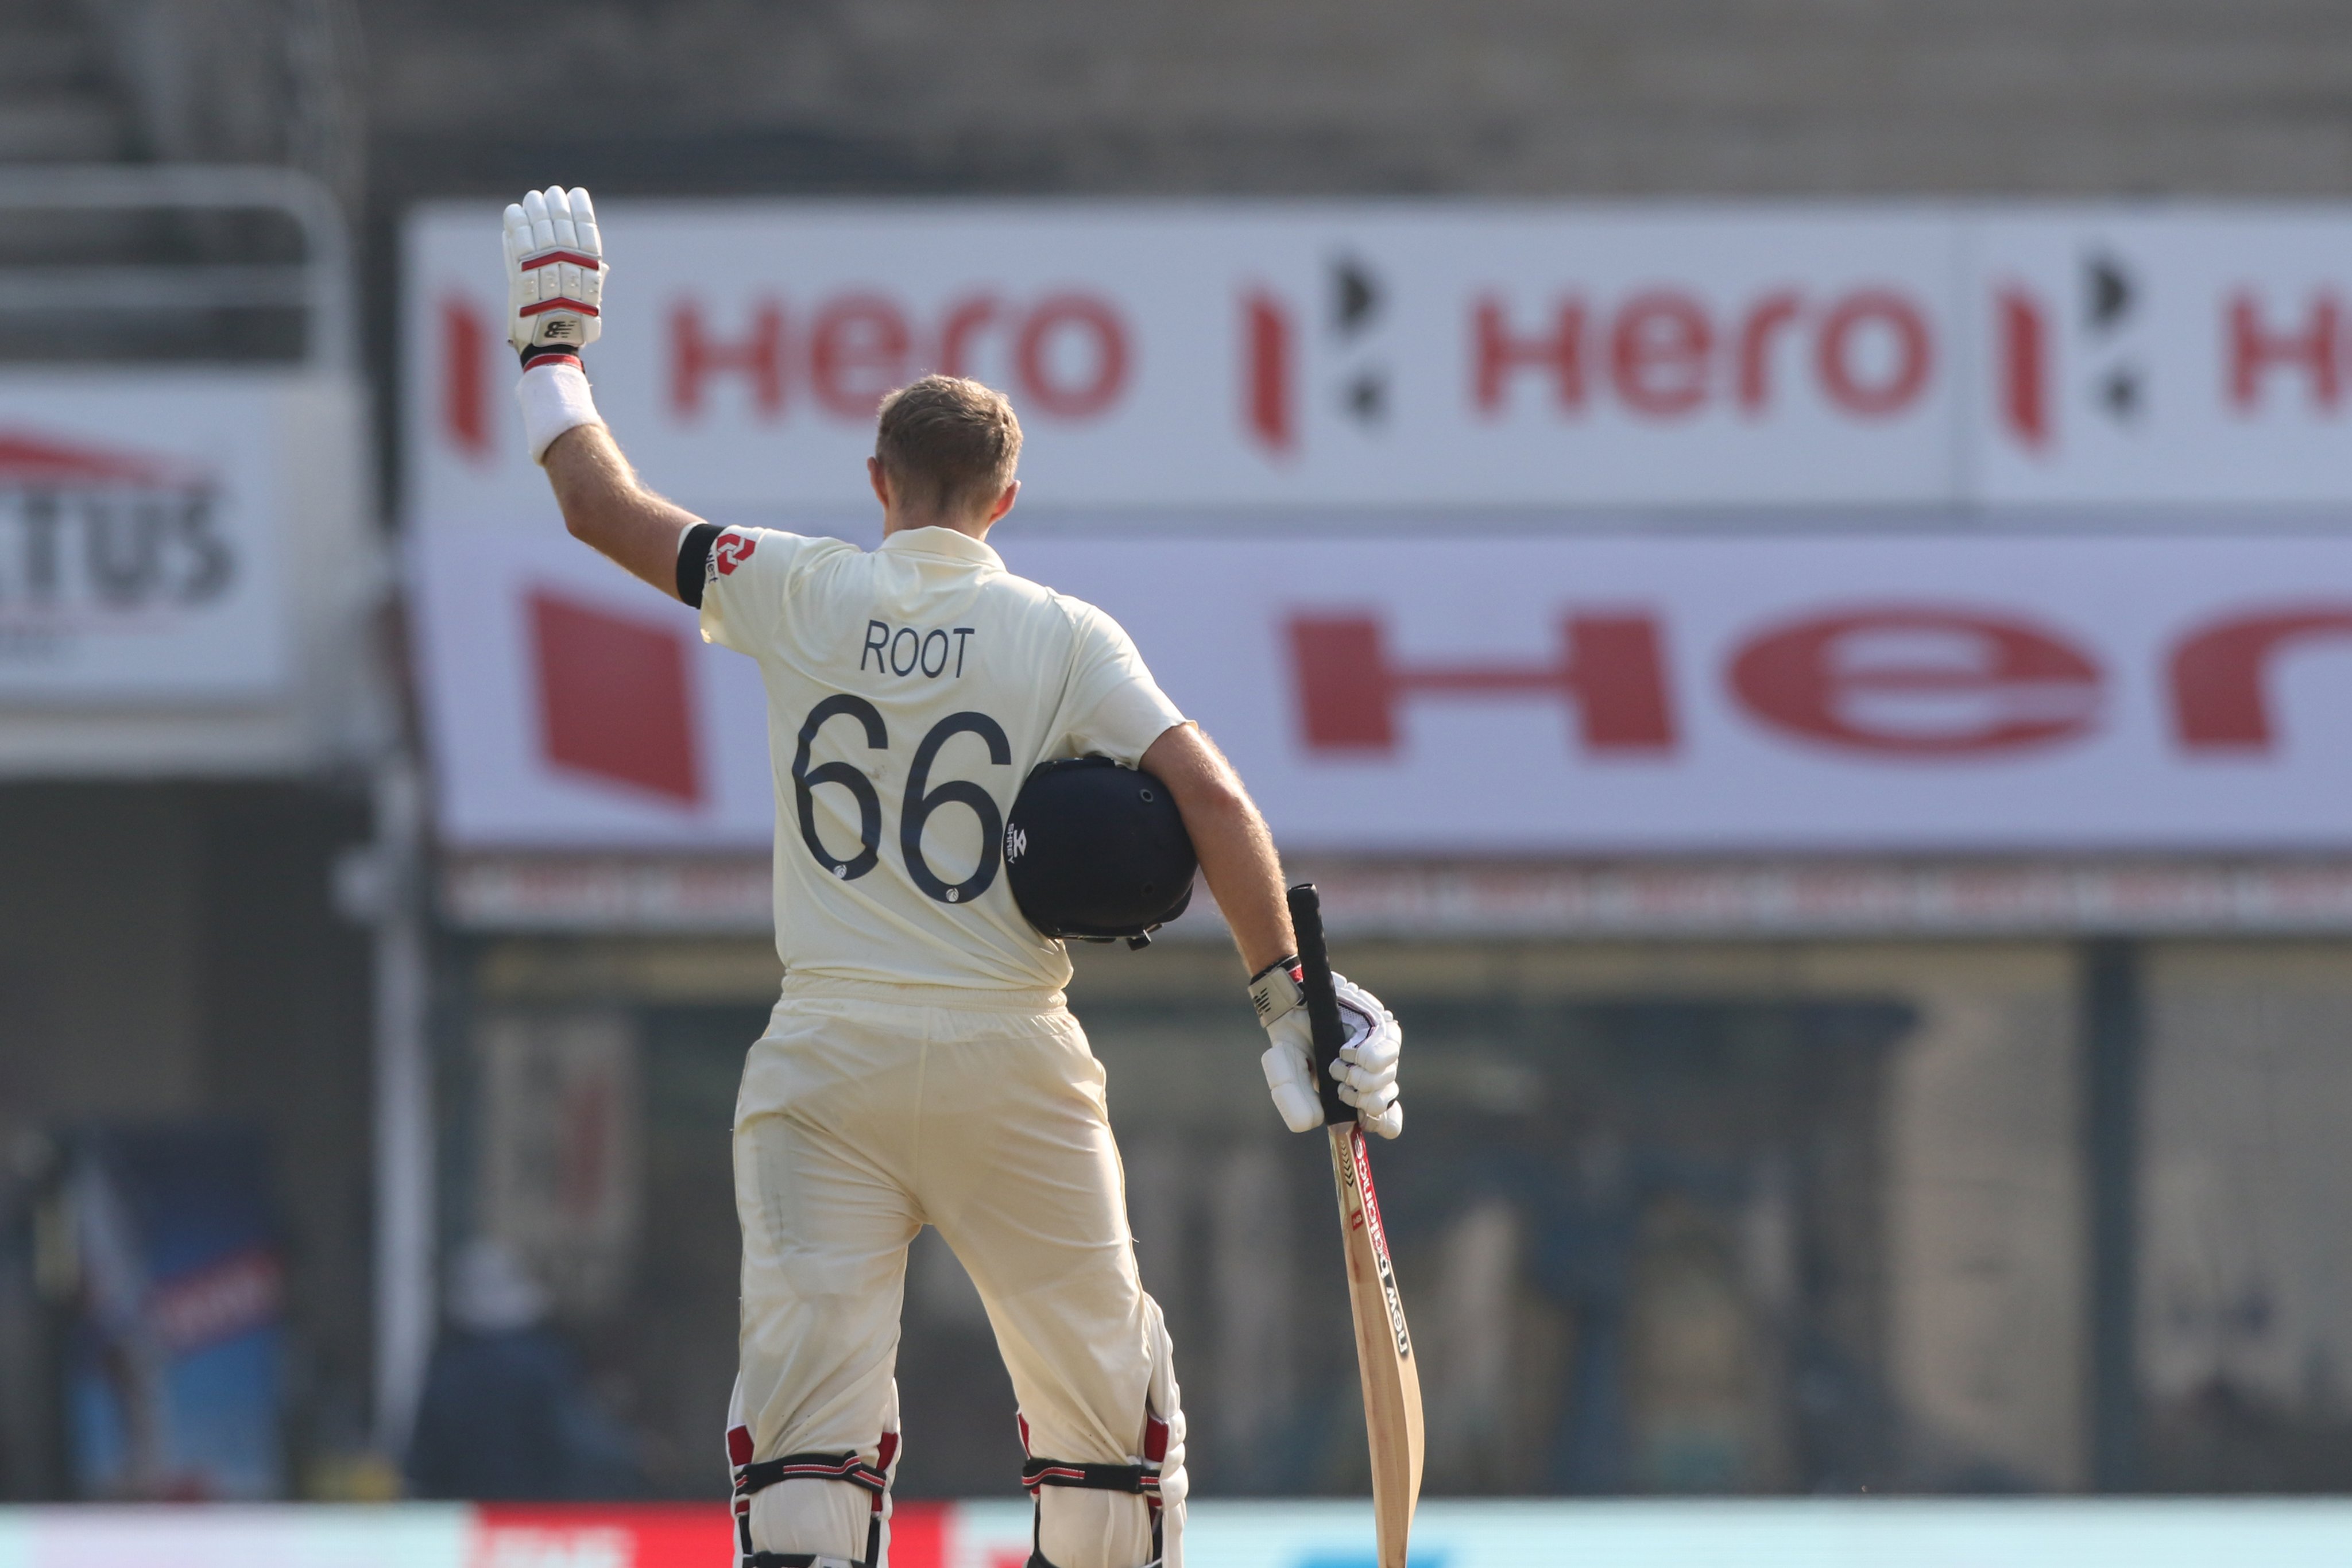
[503,186,609,462]
[1250,959,1404,1139]
[502,185,606,364]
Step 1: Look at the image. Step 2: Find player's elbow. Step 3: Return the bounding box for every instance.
[1147,728,1244,812]
[555,493,617,552]
[1176,770,1258,841]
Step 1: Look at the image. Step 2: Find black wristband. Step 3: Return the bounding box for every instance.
[518,342,583,371]
[1250,955,1302,986]
[676,522,722,608]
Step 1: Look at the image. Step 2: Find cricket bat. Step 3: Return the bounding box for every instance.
[1287,882,1424,1568]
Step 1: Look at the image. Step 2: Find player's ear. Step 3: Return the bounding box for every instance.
[986,478,1019,524]
[868,456,891,509]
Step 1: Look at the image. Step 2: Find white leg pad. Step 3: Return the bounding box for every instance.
[750,1482,871,1564]
[1033,1295,1185,1568]
[1148,1290,1187,1568]
[729,1374,902,1566]
[1038,1490,1152,1568]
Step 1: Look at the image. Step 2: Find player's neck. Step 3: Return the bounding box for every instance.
[881,512,993,543]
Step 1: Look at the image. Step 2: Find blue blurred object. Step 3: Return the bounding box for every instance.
[60,1122,286,1500]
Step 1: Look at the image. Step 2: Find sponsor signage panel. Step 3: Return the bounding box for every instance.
[5,1500,2352,1568]
[2,1504,467,1566]
[0,376,290,702]
[1974,212,2352,505]
[408,200,2352,517]
[407,525,776,850]
[410,531,2352,856]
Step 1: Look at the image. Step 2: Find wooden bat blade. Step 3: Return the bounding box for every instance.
[1329,1122,1423,1568]
[1289,881,1422,1565]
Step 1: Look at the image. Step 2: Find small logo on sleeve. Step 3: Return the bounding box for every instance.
[713,533,756,576]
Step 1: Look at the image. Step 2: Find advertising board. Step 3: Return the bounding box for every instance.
[60,1126,287,1503]
[407,200,2352,518]
[0,370,379,773]
[0,377,289,702]
[409,531,2352,857]
[7,1499,2352,1568]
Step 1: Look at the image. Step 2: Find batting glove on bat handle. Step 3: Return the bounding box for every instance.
[503,185,606,364]
[1251,959,1405,1139]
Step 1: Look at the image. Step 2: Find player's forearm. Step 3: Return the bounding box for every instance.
[1144,723,1294,971]
[1192,792,1295,974]
[543,423,702,598]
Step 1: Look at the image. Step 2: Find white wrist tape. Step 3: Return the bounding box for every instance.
[516,359,603,462]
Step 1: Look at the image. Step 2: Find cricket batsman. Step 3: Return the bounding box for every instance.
[499,187,1405,1568]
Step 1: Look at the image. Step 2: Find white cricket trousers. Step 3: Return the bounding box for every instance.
[731,977,1186,1568]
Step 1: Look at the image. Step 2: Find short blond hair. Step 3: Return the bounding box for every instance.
[875,374,1022,520]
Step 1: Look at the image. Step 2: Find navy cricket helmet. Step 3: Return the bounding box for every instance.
[1004,756,1196,947]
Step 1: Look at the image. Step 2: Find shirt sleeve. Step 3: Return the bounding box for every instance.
[1059,598,1188,767]
[693,526,825,654]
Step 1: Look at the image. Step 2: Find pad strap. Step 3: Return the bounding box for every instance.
[738,1451,888,1499]
[1018,1411,1170,1568]
[734,1441,895,1568]
[1021,1457,1160,1495]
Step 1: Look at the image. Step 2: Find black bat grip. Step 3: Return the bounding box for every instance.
[1287,882,1356,1126]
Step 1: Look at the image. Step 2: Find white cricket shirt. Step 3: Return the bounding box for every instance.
[699,524,1187,993]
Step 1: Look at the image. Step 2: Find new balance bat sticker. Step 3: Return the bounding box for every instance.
[1288,883,1424,1568]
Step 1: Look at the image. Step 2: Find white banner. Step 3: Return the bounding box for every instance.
[0,376,290,700]
[0,370,381,775]
[411,529,2352,855]
[405,200,2352,519]
[1974,211,2352,504]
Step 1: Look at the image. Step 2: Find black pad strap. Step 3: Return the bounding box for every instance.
[1020,1457,1159,1495]
[678,521,722,607]
[737,1450,888,1499]
[735,1440,893,1568]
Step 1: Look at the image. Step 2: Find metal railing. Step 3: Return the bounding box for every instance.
[0,164,354,373]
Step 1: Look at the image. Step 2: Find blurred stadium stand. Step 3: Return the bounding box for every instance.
[351,0,2352,198]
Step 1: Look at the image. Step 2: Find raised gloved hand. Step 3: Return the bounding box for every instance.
[1250,958,1403,1139]
[502,185,606,367]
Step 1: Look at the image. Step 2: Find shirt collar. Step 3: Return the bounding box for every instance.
[879,525,1003,570]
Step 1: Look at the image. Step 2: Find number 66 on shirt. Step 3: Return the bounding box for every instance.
[791,696,1011,905]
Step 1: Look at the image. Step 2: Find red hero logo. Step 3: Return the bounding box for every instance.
[1291,602,2352,760]
[1469,286,1936,422]
[1728,607,2101,755]
[714,533,756,575]
[667,292,1130,422]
